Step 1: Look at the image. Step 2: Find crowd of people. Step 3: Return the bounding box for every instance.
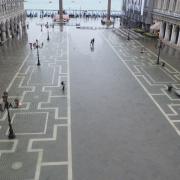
[26,10,121,19]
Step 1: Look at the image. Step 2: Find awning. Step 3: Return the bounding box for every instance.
[150,22,160,30]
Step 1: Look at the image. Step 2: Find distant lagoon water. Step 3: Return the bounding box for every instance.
[25,0,123,11]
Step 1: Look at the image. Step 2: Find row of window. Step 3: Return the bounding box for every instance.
[126,0,150,7]
[0,0,23,14]
[125,0,179,12]
[155,0,178,11]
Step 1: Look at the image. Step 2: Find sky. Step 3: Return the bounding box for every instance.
[25,0,123,11]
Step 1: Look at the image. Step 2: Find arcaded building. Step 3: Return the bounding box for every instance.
[122,0,154,31]
[153,0,180,47]
[0,0,26,44]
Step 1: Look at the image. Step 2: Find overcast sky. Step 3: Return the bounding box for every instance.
[25,0,123,11]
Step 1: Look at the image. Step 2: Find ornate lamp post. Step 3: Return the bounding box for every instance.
[34,39,42,66]
[0,91,19,139]
[127,24,130,40]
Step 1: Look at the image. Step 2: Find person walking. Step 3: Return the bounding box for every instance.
[61,81,65,92]
[90,38,95,47]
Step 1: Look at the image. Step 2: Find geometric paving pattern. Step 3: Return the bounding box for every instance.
[0,21,180,180]
[0,27,72,180]
[104,30,180,136]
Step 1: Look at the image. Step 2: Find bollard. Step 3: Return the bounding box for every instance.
[167,84,172,92]
[162,62,165,67]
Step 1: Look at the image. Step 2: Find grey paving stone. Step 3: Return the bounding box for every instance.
[32,126,67,162]
[0,152,38,180]
[1,17,180,180]
[39,165,67,180]
[12,112,47,134]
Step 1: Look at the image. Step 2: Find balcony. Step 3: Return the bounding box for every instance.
[153,9,180,19]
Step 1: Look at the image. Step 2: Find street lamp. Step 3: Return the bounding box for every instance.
[0,91,19,139]
[45,22,50,41]
[34,39,41,66]
[127,24,130,40]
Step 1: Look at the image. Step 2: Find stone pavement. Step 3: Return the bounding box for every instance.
[106,30,180,135]
[0,17,180,180]
[70,25,180,180]
[0,20,72,180]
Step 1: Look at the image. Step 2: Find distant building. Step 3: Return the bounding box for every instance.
[152,0,180,47]
[0,0,26,44]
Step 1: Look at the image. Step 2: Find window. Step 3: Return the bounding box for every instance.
[172,0,177,11]
[166,0,170,10]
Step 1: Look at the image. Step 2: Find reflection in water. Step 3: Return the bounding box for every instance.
[60,24,64,32]
[90,46,94,52]
[0,31,28,57]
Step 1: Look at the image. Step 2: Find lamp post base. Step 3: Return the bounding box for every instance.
[156,59,160,65]
[8,129,16,139]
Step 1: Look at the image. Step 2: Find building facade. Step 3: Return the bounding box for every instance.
[122,0,154,31]
[0,0,26,44]
[152,0,180,47]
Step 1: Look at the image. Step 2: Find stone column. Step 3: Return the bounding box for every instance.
[177,29,180,46]
[0,29,2,44]
[59,0,63,23]
[21,13,26,31]
[170,24,177,44]
[21,18,26,31]
[0,3,2,16]
[159,21,164,38]
[163,0,167,9]
[10,20,15,38]
[1,23,6,42]
[14,18,18,35]
[6,21,11,39]
[164,23,170,41]
[160,0,164,9]
[175,0,180,12]
[157,0,161,9]
[107,0,111,21]
[169,0,175,11]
